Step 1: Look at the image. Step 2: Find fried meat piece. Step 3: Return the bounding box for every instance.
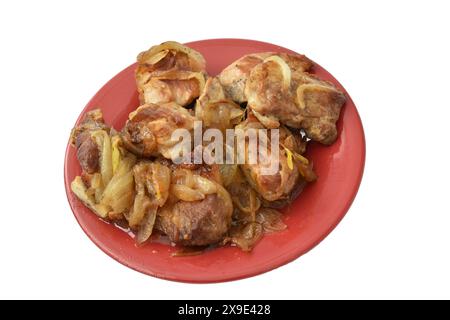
[121,102,195,159]
[70,109,108,174]
[136,41,206,106]
[218,52,312,103]
[246,56,346,144]
[195,77,244,130]
[156,168,233,246]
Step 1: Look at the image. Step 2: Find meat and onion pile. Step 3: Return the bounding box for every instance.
[70,41,346,253]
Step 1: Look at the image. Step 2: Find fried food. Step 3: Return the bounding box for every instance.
[70,109,108,174]
[246,56,346,144]
[128,161,171,244]
[156,168,233,246]
[136,41,207,106]
[218,52,312,103]
[195,77,244,131]
[121,102,196,159]
[235,116,307,202]
[70,110,136,219]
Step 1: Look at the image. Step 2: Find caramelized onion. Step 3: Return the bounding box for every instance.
[256,208,287,233]
[219,164,238,187]
[297,161,317,182]
[227,171,261,222]
[138,41,206,71]
[146,162,171,206]
[194,175,217,195]
[170,169,218,201]
[199,100,244,131]
[101,155,136,212]
[225,222,263,252]
[111,135,123,174]
[172,168,195,188]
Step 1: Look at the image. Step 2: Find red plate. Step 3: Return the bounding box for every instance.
[64,39,365,283]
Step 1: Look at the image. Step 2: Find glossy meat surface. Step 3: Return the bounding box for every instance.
[246,58,346,144]
[121,102,195,159]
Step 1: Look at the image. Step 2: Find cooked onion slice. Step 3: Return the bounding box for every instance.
[281,144,309,166]
[256,208,287,233]
[152,70,206,93]
[71,176,109,219]
[138,41,206,71]
[264,55,292,89]
[145,49,169,65]
[100,155,136,214]
[194,175,217,195]
[111,135,122,174]
[296,83,339,110]
[225,222,263,252]
[171,184,205,201]
[170,172,217,202]
[127,192,152,228]
[136,206,158,245]
[90,130,113,187]
[219,164,238,187]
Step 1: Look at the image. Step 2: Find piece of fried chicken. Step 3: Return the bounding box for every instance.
[218,52,313,103]
[121,102,196,160]
[136,41,207,106]
[245,56,346,144]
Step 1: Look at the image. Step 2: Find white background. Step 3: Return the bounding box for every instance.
[1,0,449,299]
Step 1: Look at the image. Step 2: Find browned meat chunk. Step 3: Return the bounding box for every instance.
[235,117,303,202]
[136,41,207,106]
[218,52,312,103]
[70,109,108,174]
[121,102,195,159]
